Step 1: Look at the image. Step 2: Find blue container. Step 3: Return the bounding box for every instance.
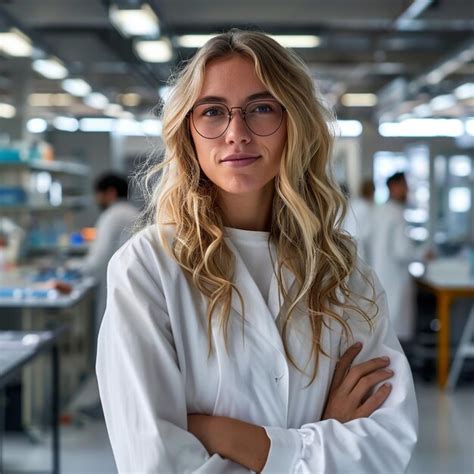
[0,187,27,205]
[0,148,22,162]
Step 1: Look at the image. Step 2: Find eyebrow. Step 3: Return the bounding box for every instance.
[194,91,275,106]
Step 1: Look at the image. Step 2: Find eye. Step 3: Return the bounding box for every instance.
[247,101,276,114]
[199,104,227,118]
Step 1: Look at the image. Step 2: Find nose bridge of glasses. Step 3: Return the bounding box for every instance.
[228,106,246,121]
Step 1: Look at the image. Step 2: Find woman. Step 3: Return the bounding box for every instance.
[97,30,417,473]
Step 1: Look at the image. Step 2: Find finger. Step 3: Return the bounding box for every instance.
[356,383,392,418]
[330,343,363,390]
[352,368,394,402]
[343,356,391,392]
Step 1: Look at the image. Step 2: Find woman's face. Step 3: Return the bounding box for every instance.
[189,55,287,197]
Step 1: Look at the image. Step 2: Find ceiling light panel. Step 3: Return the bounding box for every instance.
[0,28,33,57]
[341,93,378,107]
[62,78,91,97]
[175,34,217,48]
[269,35,320,48]
[134,39,172,62]
[32,58,68,80]
[0,103,16,118]
[84,92,109,109]
[109,3,159,37]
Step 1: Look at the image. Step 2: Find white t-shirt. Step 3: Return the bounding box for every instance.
[225,227,274,301]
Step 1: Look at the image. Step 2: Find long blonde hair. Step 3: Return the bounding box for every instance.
[141,29,377,383]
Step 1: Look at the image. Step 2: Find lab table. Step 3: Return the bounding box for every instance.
[0,268,96,437]
[417,276,474,388]
[0,325,67,474]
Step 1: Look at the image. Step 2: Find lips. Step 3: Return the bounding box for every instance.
[220,153,260,163]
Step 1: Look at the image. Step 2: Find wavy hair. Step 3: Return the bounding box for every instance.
[140,29,377,384]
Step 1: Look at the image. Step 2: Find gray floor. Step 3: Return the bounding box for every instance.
[3,378,474,473]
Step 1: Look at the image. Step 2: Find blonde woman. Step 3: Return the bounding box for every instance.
[97,30,417,473]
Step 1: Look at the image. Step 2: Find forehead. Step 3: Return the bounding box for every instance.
[197,55,268,102]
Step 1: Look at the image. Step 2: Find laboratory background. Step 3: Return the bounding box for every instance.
[0,1,473,473]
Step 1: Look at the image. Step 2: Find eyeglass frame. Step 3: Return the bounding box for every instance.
[188,99,287,139]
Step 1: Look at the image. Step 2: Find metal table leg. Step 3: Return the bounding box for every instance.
[51,343,60,474]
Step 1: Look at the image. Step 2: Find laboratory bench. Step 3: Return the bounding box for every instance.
[0,264,96,441]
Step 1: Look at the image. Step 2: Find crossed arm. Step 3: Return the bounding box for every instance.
[187,342,394,472]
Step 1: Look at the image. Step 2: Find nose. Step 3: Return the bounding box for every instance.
[224,109,252,144]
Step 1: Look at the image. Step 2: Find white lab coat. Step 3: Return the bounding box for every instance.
[371,200,416,341]
[344,198,374,263]
[97,225,418,473]
[80,200,139,337]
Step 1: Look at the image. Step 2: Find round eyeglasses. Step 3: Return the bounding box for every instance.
[189,99,285,139]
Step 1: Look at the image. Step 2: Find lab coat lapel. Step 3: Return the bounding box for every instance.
[225,238,286,356]
[267,260,297,321]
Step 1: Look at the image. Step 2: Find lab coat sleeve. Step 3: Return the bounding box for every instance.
[96,243,239,473]
[262,267,418,474]
[80,212,115,279]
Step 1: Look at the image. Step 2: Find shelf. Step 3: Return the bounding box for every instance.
[0,196,91,212]
[0,159,90,176]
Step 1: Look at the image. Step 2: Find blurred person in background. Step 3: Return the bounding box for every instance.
[371,172,430,349]
[79,172,139,340]
[344,179,375,263]
[72,172,139,418]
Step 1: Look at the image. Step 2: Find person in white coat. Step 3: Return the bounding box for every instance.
[371,172,421,343]
[79,173,139,340]
[97,30,417,473]
[344,179,375,263]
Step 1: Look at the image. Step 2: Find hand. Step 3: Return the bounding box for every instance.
[322,343,393,423]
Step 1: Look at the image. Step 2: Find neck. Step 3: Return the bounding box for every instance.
[218,182,274,232]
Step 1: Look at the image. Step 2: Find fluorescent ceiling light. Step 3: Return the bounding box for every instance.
[28,93,73,107]
[412,104,432,117]
[53,116,79,132]
[159,86,172,102]
[61,78,91,97]
[175,34,217,48]
[0,103,16,118]
[80,118,115,132]
[394,0,433,29]
[425,42,474,85]
[454,83,474,101]
[465,118,474,136]
[379,118,464,137]
[142,119,162,136]
[0,28,33,57]
[84,92,109,109]
[27,118,48,134]
[341,93,378,107]
[134,39,172,62]
[336,120,363,137]
[120,92,141,107]
[109,3,159,37]
[104,103,123,117]
[430,94,456,111]
[449,155,472,177]
[32,58,68,80]
[449,187,471,213]
[269,35,320,48]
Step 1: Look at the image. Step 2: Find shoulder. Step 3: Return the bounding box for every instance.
[107,224,178,281]
[347,258,383,298]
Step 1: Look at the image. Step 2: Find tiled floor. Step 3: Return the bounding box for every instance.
[3,378,473,473]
